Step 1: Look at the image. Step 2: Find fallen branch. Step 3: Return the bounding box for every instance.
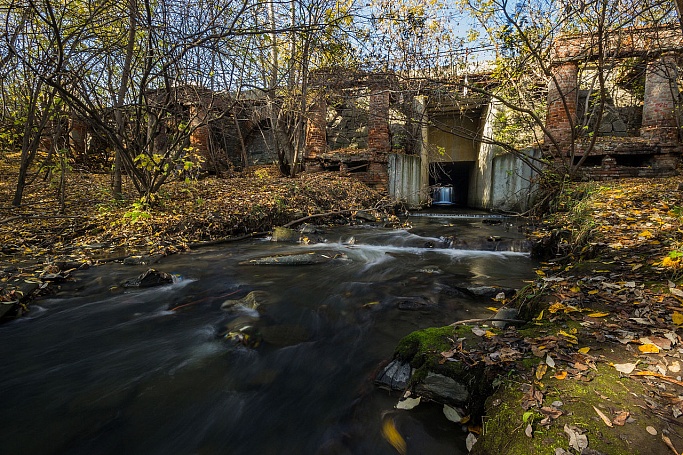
[188,231,269,248]
[632,371,683,387]
[282,210,351,228]
[1,214,84,225]
[449,318,527,326]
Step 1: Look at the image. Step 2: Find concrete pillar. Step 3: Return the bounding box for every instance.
[413,95,430,204]
[189,104,211,159]
[545,61,579,147]
[305,93,327,160]
[641,54,679,143]
[368,90,391,153]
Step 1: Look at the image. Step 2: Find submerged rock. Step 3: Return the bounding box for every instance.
[394,296,436,311]
[221,314,261,348]
[259,324,311,346]
[123,269,174,288]
[241,251,348,266]
[439,283,516,300]
[221,290,271,311]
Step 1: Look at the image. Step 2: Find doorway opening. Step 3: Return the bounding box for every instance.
[429,162,474,206]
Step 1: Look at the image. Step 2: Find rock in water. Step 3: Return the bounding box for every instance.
[271,227,300,243]
[123,269,174,288]
[415,372,470,404]
[241,252,348,266]
[221,290,271,311]
[375,360,412,391]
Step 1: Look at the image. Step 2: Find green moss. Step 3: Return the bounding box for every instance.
[473,364,652,455]
[393,325,494,415]
[394,326,459,364]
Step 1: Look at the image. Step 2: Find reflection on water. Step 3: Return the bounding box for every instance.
[0,214,535,454]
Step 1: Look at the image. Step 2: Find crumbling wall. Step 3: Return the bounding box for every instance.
[546,25,682,179]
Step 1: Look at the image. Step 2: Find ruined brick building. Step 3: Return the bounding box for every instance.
[546,25,683,179]
[62,25,683,212]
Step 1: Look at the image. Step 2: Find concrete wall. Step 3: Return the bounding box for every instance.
[469,102,497,208]
[388,153,422,208]
[490,148,541,212]
[469,101,540,212]
[428,114,481,162]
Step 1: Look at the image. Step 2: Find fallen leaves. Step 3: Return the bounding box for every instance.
[614,362,638,374]
[0,167,384,265]
[592,405,613,427]
[638,343,661,354]
[564,424,588,452]
[612,410,630,426]
[381,414,407,455]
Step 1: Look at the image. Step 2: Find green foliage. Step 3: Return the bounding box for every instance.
[254,168,270,180]
[123,199,152,224]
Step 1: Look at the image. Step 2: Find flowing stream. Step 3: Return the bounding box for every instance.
[0,212,536,454]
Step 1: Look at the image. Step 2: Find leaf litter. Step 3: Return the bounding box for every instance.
[471,178,683,454]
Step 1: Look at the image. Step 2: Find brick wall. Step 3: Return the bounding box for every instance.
[577,149,679,181]
[189,105,210,159]
[640,54,679,143]
[368,90,391,153]
[69,118,88,157]
[545,62,578,146]
[305,94,327,159]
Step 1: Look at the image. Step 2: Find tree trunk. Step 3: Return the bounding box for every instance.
[112,0,137,199]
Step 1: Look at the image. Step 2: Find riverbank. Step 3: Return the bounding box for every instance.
[469,177,683,454]
[6,156,683,454]
[0,163,387,319]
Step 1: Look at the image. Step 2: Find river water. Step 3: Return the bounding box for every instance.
[0,213,535,455]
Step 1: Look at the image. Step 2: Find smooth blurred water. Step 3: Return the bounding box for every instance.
[0,213,535,454]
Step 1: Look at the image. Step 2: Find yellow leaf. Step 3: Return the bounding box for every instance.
[638,230,653,238]
[638,344,660,354]
[673,312,683,326]
[486,307,499,312]
[554,371,568,380]
[548,303,566,314]
[535,269,546,276]
[578,347,591,354]
[588,290,599,295]
[570,286,581,293]
[381,416,407,455]
[558,330,578,344]
[485,330,496,338]
[587,312,609,318]
[534,310,544,321]
[536,363,548,380]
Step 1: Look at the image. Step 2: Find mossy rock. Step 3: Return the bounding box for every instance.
[391,325,499,415]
